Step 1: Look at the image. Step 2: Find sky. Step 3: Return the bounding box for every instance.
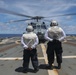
[0,0,76,34]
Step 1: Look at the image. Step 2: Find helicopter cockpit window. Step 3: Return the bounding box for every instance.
[33,24,47,29]
[33,25,36,29]
[37,25,41,28]
[41,25,47,29]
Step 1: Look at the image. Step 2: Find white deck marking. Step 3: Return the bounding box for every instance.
[0,56,76,61]
[41,44,76,75]
[0,57,44,60]
[62,56,76,58]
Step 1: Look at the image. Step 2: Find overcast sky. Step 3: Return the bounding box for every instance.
[0,0,76,34]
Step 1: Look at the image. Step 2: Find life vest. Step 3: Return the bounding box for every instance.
[23,32,37,47]
[48,26,64,40]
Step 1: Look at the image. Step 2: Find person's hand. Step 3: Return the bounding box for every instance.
[26,47,32,50]
[24,45,28,49]
[29,47,32,50]
[31,45,35,49]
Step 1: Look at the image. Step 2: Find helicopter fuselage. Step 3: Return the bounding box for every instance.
[29,22,47,42]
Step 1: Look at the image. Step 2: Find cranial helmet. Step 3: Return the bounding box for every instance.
[26,25,34,32]
[50,20,58,26]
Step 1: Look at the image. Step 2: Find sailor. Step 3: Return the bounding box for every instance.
[21,25,39,73]
[45,20,66,69]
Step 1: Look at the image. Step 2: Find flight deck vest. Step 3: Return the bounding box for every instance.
[23,32,37,47]
[48,26,64,40]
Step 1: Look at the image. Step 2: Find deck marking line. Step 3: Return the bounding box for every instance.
[0,57,44,60]
[0,56,76,60]
[62,56,76,58]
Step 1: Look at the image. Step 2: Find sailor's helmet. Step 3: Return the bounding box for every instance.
[26,25,34,32]
[50,20,58,26]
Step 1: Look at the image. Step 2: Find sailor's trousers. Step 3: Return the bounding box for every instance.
[23,48,38,70]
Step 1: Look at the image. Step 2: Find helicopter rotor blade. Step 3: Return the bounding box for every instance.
[43,19,51,22]
[0,8,33,18]
[45,13,76,18]
[5,19,32,23]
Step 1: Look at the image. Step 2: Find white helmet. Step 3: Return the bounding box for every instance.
[50,20,58,26]
[26,25,34,32]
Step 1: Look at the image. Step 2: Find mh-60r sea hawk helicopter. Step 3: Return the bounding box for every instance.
[0,8,76,42]
[28,21,47,42]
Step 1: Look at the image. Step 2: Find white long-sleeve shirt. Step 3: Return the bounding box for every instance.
[21,32,39,49]
[44,26,66,41]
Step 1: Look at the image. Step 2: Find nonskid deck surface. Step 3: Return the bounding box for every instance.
[0,38,76,75]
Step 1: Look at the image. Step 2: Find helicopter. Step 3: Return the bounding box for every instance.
[0,8,76,42]
[28,21,47,42]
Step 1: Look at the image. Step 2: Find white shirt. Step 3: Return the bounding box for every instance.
[21,32,39,49]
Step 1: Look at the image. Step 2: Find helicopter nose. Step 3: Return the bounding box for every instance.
[37,32,44,35]
[37,32,44,38]
[37,32,45,43]
[37,32,41,34]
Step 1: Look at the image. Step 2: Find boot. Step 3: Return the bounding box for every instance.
[48,64,53,69]
[22,68,28,73]
[34,68,39,73]
[58,63,61,69]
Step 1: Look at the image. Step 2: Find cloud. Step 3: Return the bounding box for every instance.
[0,0,8,8]
[1,0,76,17]
[62,25,76,34]
[66,16,72,20]
[0,0,76,34]
[8,0,76,18]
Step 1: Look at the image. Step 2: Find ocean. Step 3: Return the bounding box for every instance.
[0,34,22,38]
[0,34,76,39]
